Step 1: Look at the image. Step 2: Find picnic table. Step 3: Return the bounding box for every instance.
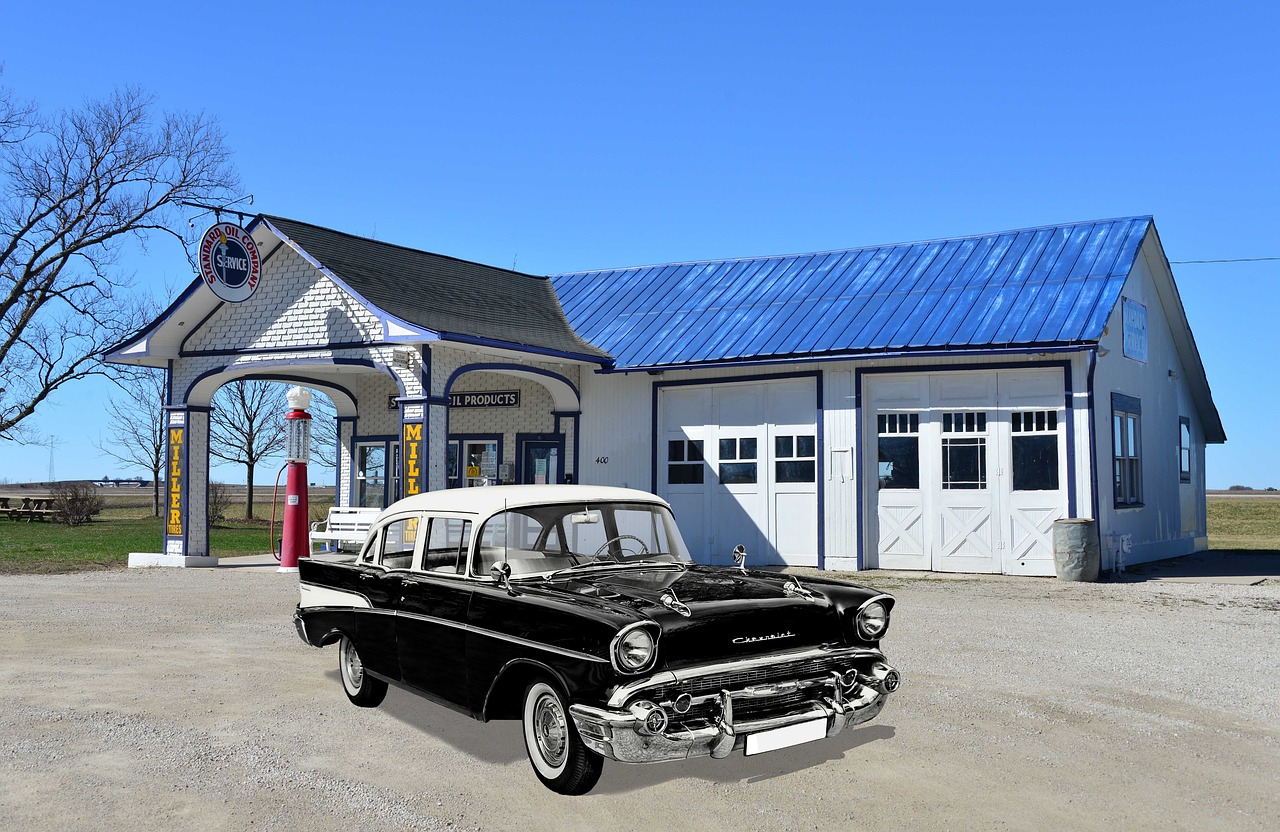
[0,496,56,521]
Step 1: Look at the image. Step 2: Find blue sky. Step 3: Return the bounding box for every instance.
[1,2,1277,488]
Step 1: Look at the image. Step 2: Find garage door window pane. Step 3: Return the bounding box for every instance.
[1011,410,1059,491]
[878,414,920,490]
[777,460,816,483]
[942,438,986,489]
[720,462,757,484]
[668,440,705,484]
[774,433,815,483]
[878,438,918,489]
[719,439,737,460]
[1012,436,1058,491]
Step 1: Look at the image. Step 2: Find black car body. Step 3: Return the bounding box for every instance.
[294,485,899,794]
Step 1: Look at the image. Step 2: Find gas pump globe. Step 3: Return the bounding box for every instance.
[285,386,313,463]
[278,386,313,573]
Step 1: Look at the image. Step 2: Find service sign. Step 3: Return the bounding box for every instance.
[199,222,262,303]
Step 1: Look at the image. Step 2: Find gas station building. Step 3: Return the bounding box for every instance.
[108,214,1224,576]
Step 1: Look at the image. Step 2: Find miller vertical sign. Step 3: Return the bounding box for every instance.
[403,422,424,496]
[199,222,262,303]
[166,411,187,551]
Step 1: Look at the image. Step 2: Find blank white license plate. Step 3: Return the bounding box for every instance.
[744,718,826,755]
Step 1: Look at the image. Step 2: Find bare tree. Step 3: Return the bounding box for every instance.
[209,380,287,519]
[0,78,237,440]
[94,366,166,516]
[309,390,338,469]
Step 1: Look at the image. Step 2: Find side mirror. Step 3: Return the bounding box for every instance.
[490,561,516,595]
[732,544,747,574]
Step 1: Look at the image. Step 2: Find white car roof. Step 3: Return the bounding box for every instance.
[377,484,670,519]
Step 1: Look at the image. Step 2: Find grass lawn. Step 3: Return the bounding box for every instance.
[0,515,289,574]
[1,494,1274,575]
[1206,496,1280,551]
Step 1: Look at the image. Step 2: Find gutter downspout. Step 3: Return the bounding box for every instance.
[1086,346,1103,567]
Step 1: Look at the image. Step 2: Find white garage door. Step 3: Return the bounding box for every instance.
[660,379,818,567]
[865,369,1068,576]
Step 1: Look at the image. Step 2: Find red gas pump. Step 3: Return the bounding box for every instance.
[278,386,312,573]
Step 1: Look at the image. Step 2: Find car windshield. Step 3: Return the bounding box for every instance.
[473,501,692,578]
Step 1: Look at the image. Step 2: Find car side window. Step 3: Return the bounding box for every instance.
[423,517,472,573]
[379,516,420,570]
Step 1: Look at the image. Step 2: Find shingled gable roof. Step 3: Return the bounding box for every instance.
[256,215,611,364]
[549,216,1155,369]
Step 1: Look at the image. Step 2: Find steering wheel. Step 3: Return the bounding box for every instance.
[590,534,650,561]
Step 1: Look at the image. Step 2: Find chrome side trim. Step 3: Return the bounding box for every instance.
[393,609,609,664]
[606,644,884,708]
[298,583,373,609]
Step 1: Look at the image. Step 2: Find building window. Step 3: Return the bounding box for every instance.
[719,437,758,484]
[877,413,919,490]
[1112,394,1142,506]
[1011,410,1059,491]
[1179,417,1192,484]
[775,434,816,483]
[667,439,705,484]
[941,411,987,490]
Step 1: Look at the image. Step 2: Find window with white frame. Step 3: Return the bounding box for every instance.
[1179,417,1192,484]
[941,411,987,490]
[718,437,758,484]
[667,439,705,484]
[877,413,920,490]
[774,434,816,483]
[1112,394,1142,506]
[1011,410,1059,491]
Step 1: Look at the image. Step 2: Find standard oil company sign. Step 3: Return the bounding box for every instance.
[199,222,262,303]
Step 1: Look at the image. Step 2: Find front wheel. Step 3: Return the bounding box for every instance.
[338,636,387,708]
[521,680,603,795]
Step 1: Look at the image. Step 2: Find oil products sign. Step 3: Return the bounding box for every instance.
[199,222,262,303]
[166,412,186,539]
[449,391,520,408]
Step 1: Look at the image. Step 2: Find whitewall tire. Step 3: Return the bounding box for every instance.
[521,679,603,795]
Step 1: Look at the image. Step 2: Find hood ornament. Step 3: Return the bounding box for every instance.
[732,544,747,574]
[783,576,819,602]
[659,588,691,618]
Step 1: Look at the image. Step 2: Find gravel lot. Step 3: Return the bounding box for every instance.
[1,565,1277,831]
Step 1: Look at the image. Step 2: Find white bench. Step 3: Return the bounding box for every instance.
[310,507,381,553]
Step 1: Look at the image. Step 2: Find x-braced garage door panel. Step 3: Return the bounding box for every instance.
[660,378,818,567]
[865,369,1068,576]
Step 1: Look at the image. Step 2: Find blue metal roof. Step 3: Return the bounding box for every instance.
[549,216,1153,370]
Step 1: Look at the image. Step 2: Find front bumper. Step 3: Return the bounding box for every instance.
[568,656,899,763]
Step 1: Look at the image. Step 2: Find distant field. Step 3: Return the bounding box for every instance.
[1206,496,1280,550]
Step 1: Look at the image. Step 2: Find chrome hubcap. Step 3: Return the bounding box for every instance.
[534,693,567,766]
[343,642,363,687]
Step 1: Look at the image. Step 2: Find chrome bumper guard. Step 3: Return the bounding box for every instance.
[568,660,900,764]
[292,610,310,645]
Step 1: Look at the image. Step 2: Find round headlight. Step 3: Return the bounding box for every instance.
[856,600,889,640]
[614,626,656,672]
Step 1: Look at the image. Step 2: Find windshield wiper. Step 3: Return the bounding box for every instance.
[546,559,685,581]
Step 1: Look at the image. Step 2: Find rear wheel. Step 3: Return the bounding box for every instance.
[521,679,603,795]
[338,636,387,708]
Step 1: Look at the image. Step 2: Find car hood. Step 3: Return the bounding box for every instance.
[541,565,861,667]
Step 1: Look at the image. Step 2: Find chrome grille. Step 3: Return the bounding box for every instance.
[663,656,838,700]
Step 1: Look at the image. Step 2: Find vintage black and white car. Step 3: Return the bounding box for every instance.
[294,485,899,795]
